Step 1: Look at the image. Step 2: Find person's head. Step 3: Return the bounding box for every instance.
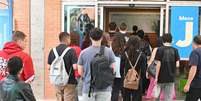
[90,28,103,42]
[12,31,27,50]
[59,32,70,45]
[112,34,126,55]
[70,32,80,46]
[101,33,111,47]
[109,22,117,32]
[7,56,23,75]
[162,33,172,43]
[192,35,201,49]
[85,23,94,35]
[126,35,141,63]
[157,37,163,47]
[132,25,138,32]
[119,23,127,31]
[137,30,144,39]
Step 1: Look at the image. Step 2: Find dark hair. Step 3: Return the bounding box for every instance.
[101,33,110,47]
[132,25,138,32]
[157,37,163,47]
[85,23,94,35]
[112,34,126,55]
[193,35,201,45]
[109,22,117,31]
[120,23,127,31]
[90,28,103,41]
[7,56,23,75]
[59,32,70,42]
[162,33,172,43]
[70,32,80,46]
[126,36,141,66]
[12,31,26,42]
[137,30,145,39]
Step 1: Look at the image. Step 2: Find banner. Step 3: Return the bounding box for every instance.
[0,0,13,49]
[171,6,199,59]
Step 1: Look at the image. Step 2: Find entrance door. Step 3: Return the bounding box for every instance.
[101,6,164,47]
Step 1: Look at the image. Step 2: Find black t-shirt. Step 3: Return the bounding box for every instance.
[48,44,78,84]
[189,48,201,88]
[155,46,180,83]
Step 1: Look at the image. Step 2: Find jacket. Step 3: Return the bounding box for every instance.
[0,75,36,101]
[0,42,35,81]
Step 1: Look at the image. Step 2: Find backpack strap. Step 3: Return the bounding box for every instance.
[125,51,142,69]
[61,47,71,58]
[53,48,59,58]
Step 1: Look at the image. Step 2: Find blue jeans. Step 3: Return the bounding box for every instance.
[156,83,174,101]
[82,91,111,101]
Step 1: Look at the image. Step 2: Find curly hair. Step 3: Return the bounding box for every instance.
[112,34,126,55]
[126,35,141,64]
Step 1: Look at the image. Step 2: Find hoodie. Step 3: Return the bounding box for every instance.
[0,42,35,82]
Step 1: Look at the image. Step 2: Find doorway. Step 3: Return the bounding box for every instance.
[103,7,163,47]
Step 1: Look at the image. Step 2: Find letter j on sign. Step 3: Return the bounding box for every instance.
[171,6,199,59]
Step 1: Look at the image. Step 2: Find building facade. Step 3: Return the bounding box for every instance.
[0,0,201,100]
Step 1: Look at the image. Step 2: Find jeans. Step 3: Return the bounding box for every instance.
[185,88,201,101]
[55,84,76,101]
[155,83,174,101]
[82,91,111,101]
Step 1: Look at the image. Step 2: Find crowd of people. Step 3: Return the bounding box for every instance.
[0,22,201,101]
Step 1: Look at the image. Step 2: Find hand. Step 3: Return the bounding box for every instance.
[154,78,158,85]
[184,84,190,93]
[146,72,149,79]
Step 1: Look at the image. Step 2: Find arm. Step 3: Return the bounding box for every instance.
[184,66,197,92]
[148,48,157,66]
[22,56,35,83]
[176,61,180,68]
[155,60,161,82]
[184,51,198,92]
[154,48,162,82]
[77,51,84,77]
[78,65,84,77]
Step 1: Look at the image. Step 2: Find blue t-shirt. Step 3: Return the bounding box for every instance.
[189,48,201,88]
[78,46,115,94]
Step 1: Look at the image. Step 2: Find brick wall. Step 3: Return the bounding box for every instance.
[45,0,61,99]
[13,0,30,53]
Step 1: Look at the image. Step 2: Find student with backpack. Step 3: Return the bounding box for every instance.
[48,32,78,101]
[78,28,115,101]
[0,31,35,83]
[121,36,147,101]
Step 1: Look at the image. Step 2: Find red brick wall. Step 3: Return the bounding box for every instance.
[45,0,61,99]
[13,0,30,53]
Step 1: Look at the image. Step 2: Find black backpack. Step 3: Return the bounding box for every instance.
[88,46,114,97]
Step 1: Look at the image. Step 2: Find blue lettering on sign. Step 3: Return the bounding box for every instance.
[171,6,199,59]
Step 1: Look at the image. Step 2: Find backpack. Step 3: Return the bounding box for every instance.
[49,47,72,86]
[123,51,142,90]
[0,51,9,80]
[88,46,114,96]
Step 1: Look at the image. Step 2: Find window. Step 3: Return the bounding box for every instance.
[63,5,95,32]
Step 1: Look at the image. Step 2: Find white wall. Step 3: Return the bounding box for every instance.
[31,0,45,99]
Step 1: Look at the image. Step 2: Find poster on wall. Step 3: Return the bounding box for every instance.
[171,6,199,59]
[0,0,13,49]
